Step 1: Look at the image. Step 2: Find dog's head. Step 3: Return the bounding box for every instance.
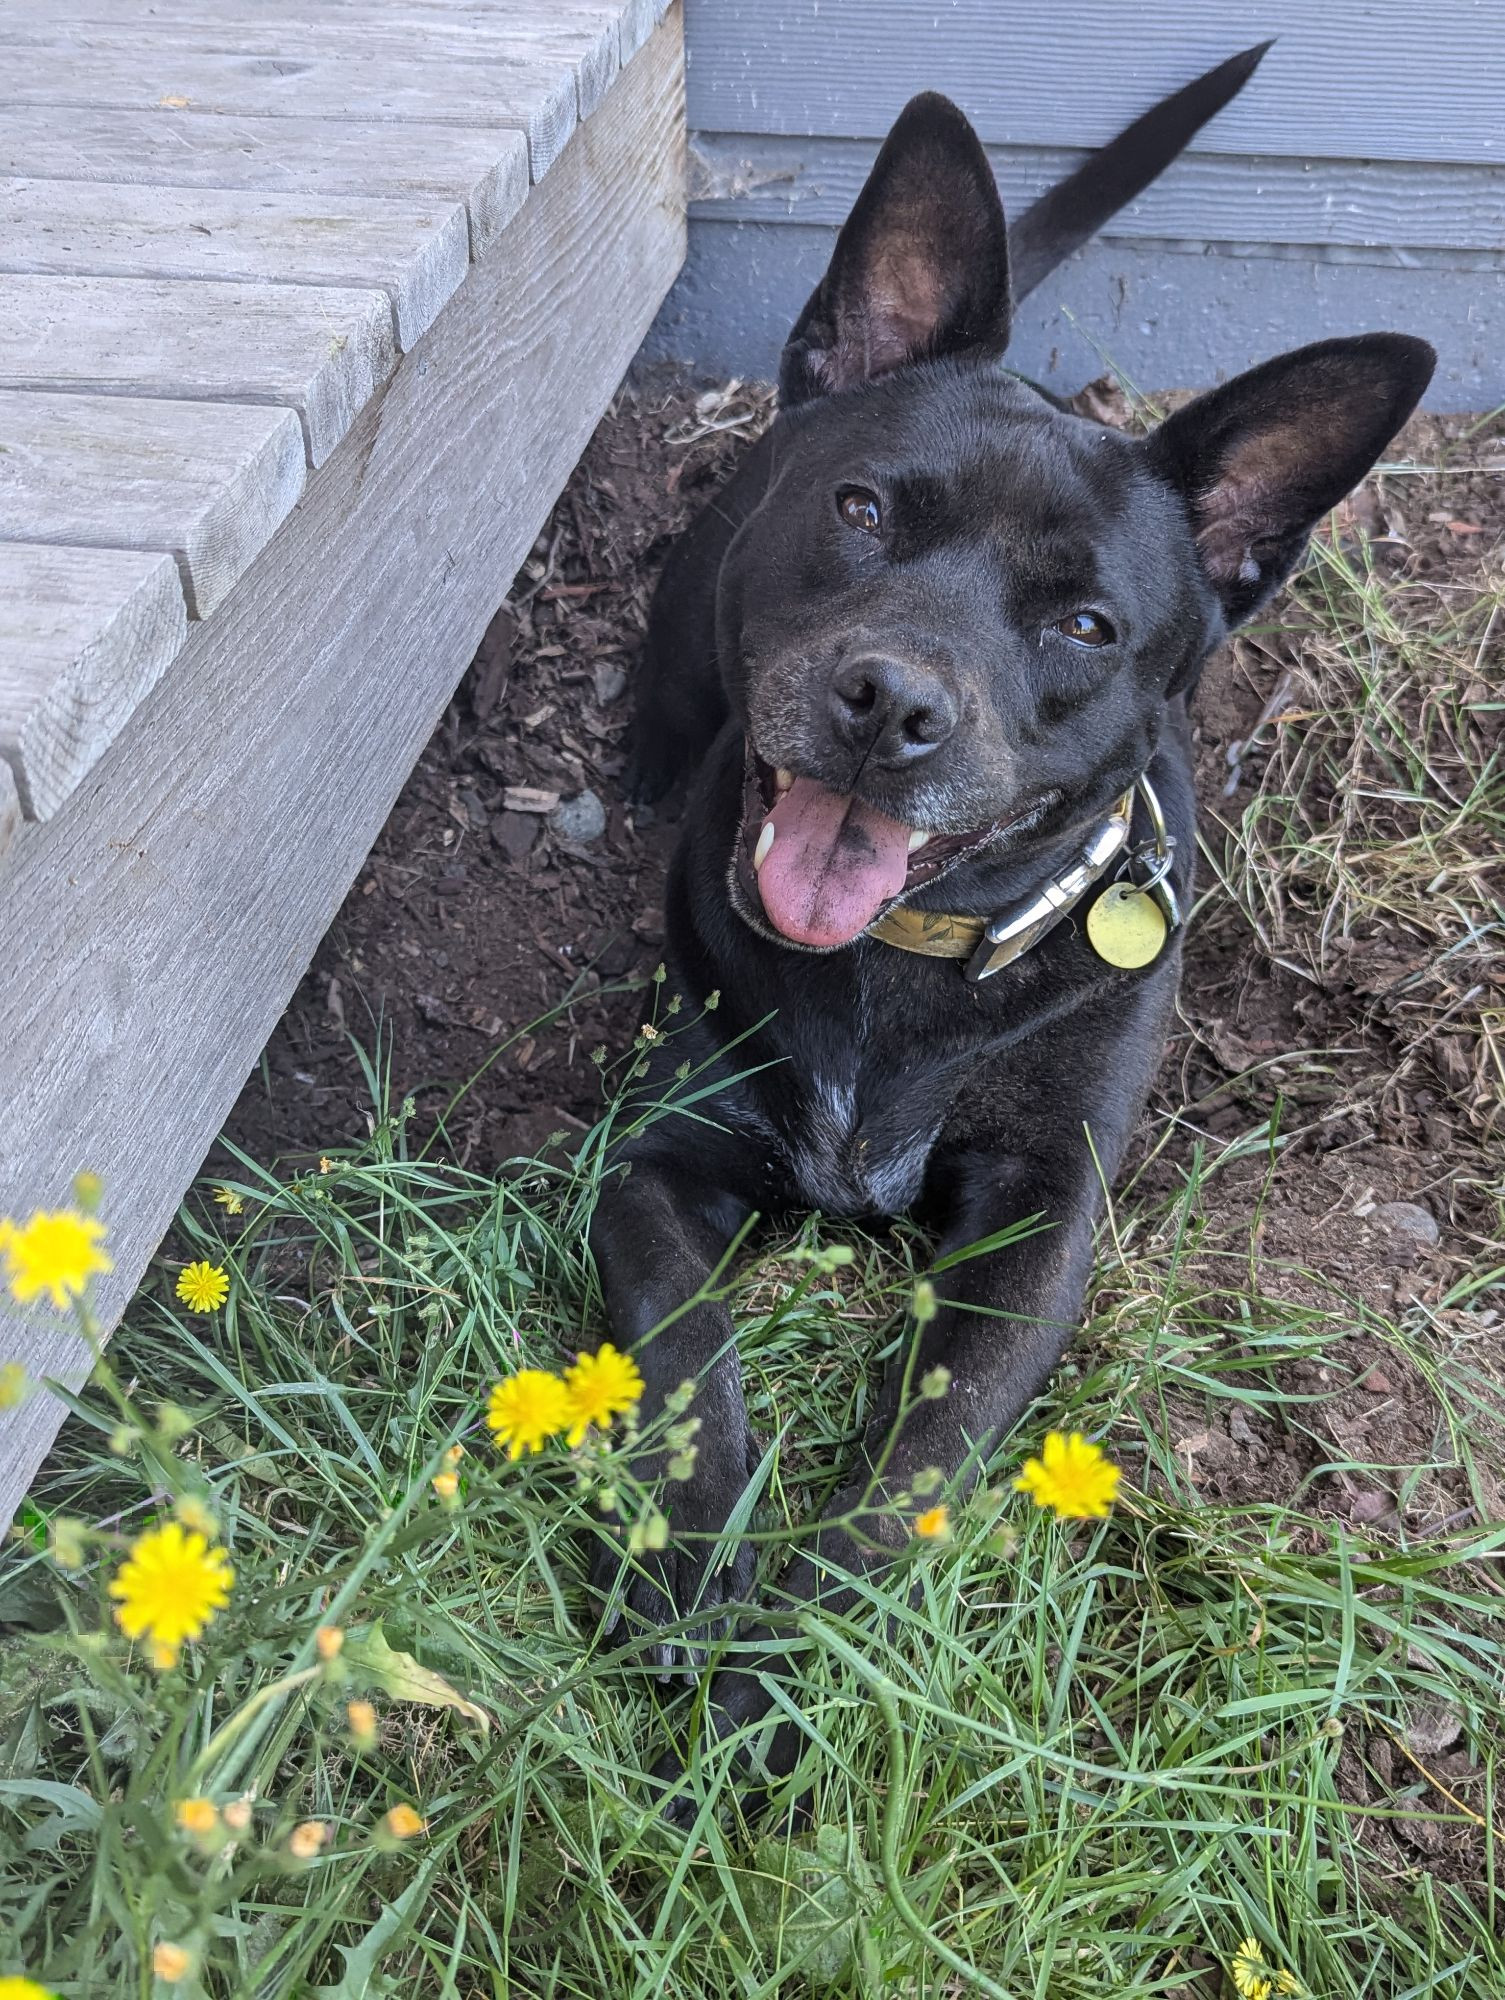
[715,94,1434,951]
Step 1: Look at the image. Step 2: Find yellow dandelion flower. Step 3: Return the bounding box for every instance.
[486,1368,572,1460]
[151,1943,193,1983]
[0,1980,59,2000]
[176,1260,229,1314]
[0,1208,112,1310]
[560,1342,644,1446]
[319,1156,335,1175]
[315,1624,344,1661]
[212,1185,245,1215]
[175,1797,219,1836]
[109,1521,234,1663]
[1013,1430,1120,1520]
[1275,1976,1301,1997]
[288,1819,329,1860]
[0,1362,30,1408]
[914,1503,951,1541]
[444,1442,465,1467]
[382,1803,426,1839]
[1232,1938,1272,2000]
[431,1470,459,1500]
[347,1699,378,1748]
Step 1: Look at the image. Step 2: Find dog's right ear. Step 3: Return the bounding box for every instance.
[779,94,1010,408]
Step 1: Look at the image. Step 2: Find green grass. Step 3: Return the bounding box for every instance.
[1,1060,1500,1998]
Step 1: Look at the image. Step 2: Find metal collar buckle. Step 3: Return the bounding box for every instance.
[963,774,1179,983]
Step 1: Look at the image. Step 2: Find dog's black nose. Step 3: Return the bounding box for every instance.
[828,655,957,765]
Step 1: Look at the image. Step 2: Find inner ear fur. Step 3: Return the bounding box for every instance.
[779,92,1011,407]
[1148,334,1436,625]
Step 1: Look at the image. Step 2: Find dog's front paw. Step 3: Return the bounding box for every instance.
[651,1653,807,1827]
[591,1463,755,1679]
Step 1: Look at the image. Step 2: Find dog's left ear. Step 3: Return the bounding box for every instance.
[780,93,1010,407]
[1147,333,1435,626]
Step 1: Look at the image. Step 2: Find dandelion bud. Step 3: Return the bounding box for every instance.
[444,1444,465,1468]
[431,1471,459,1502]
[288,1819,329,1861]
[73,1170,104,1213]
[50,1516,86,1569]
[664,1380,697,1416]
[173,1495,217,1536]
[152,1942,193,1983]
[920,1364,951,1399]
[174,1798,219,1837]
[109,1424,139,1457]
[652,963,666,985]
[315,1625,344,1662]
[155,1401,194,1443]
[381,1803,426,1841]
[222,1799,253,1834]
[704,989,721,1010]
[0,1362,30,1409]
[913,1281,939,1326]
[596,1485,619,1515]
[666,1449,699,1482]
[911,1466,943,1497]
[347,1700,379,1749]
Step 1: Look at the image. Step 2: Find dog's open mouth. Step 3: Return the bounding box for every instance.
[733,753,999,950]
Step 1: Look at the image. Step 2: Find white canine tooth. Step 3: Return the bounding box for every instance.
[907,829,931,853]
[753,822,776,871]
[775,767,795,793]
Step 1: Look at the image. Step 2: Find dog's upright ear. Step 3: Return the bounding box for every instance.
[779,93,1010,407]
[1148,333,1435,626]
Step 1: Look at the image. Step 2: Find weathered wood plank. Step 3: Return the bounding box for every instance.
[0,5,688,1523]
[0,274,396,468]
[0,40,580,181]
[0,393,305,620]
[31,0,657,85]
[689,133,1505,255]
[0,178,470,351]
[683,0,1505,166]
[0,760,20,867]
[0,542,187,819]
[0,108,529,260]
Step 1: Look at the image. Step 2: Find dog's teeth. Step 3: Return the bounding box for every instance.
[907,829,931,853]
[774,767,794,794]
[753,822,775,871]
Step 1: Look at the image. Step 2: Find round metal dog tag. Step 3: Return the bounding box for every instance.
[1086,883,1167,969]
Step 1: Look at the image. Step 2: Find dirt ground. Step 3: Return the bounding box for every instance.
[221,367,1502,1520]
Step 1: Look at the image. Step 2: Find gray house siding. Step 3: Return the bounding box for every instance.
[645,0,1505,407]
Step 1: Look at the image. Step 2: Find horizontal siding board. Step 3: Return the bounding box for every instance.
[690,134,1505,254]
[683,0,1505,165]
[0,108,530,259]
[644,219,1505,412]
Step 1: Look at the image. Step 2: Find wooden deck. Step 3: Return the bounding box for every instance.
[0,0,685,1518]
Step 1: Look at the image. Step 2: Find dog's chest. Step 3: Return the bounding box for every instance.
[784,1066,942,1218]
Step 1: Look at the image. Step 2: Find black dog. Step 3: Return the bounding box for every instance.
[590,47,1433,1786]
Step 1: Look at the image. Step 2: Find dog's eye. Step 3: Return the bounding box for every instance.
[1053,611,1116,648]
[837,486,882,535]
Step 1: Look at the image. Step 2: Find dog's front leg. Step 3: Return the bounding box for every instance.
[672,1147,1112,1802]
[588,1165,756,1673]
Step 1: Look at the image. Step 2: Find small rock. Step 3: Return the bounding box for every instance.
[1371,1201,1441,1251]
[1358,1366,1394,1395]
[492,811,538,862]
[593,661,628,706]
[549,788,607,843]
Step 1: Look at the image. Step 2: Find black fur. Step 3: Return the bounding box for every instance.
[588,53,1434,1803]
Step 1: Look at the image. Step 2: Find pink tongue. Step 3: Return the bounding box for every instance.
[755,776,913,948]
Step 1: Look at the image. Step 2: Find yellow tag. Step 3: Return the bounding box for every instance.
[1086,883,1167,969]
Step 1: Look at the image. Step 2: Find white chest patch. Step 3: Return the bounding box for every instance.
[790,1071,941,1217]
